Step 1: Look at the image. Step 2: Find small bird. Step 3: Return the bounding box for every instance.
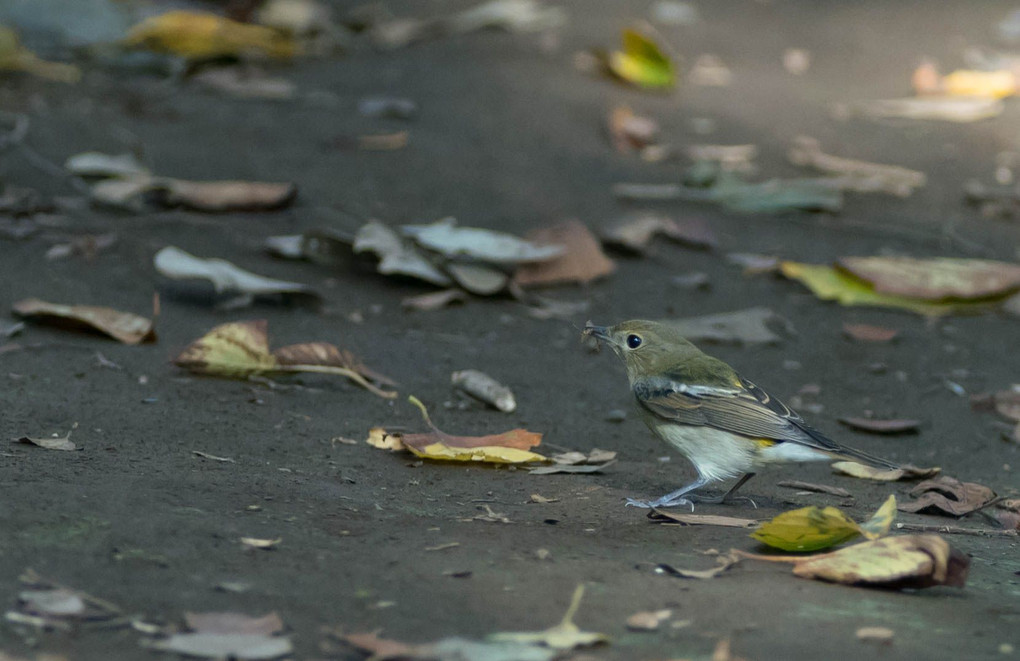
[583,320,899,509]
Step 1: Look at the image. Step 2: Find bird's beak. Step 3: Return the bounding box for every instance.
[582,322,612,342]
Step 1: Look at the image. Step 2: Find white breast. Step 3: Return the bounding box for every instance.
[649,422,755,482]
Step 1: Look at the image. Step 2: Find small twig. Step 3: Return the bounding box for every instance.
[894,522,1017,537]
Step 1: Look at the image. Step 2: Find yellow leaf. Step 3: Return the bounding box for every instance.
[832,461,941,481]
[0,25,80,83]
[751,496,897,552]
[779,261,991,316]
[489,585,609,650]
[751,505,862,552]
[123,11,295,60]
[174,320,278,377]
[407,442,546,464]
[858,495,897,540]
[607,29,675,89]
[942,69,1016,98]
[365,427,404,451]
[790,535,969,588]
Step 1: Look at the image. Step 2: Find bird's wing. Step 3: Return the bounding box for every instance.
[634,375,839,451]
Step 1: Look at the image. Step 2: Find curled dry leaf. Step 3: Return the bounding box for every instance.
[123,11,296,59]
[838,417,920,434]
[368,397,545,463]
[971,387,1020,422]
[240,537,281,550]
[145,633,292,660]
[838,256,1020,301]
[402,218,563,265]
[737,534,969,589]
[655,551,742,579]
[489,584,608,650]
[445,262,508,295]
[13,299,156,345]
[833,461,940,482]
[184,612,284,636]
[354,221,452,287]
[601,213,716,253]
[16,429,78,452]
[842,323,899,343]
[173,320,396,398]
[155,246,318,306]
[158,180,297,212]
[898,476,996,517]
[626,609,672,631]
[856,627,895,644]
[647,510,758,528]
[788,137,926,197]
[751,495,896,552]
[514,220,615,287]
[342,632,557,661]
[608,106,659,153]
[451,369,516,412]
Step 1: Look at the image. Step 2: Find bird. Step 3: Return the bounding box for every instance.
[583,319,900,509]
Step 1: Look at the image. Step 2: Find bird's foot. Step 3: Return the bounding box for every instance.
[625,496,695,511]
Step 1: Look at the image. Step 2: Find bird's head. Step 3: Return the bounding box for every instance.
[583,319,702,382]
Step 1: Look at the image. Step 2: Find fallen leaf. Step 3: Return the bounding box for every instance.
[788,137,925,197]
[19,590,85,617]
[513,220,615,287]
[550,449,617,465]
[625,609,672,630]
[686,144,757,172]
[192,450,234,463]
[173,320,395,398]
[779,261,999,316]
[472,504,511,523]
[370,397,545,463]
[15,570,119,622]
[160,180,297,212]
[13,299,156,344]
[665,307,792,345]
[240,537,281,550]
[402,289,468,311]
[451,369,516,412]
[358,96,418,119]
[838,417,920,434]
[403,218,563,265]
[751,495,896,552]
[842,323,899,342]
[647,510,758,528]
[740,534,969,589]
[355,221,453,286]
[777,481,851,498]
[45,233,118,262]
[489,585,608,650]
[445,262,508,295]
[15,426,78,452]
[123,11,296,60]
[155,246,318,307]
[145,633,292,660]
[655,551,741,579]
[0,26,80,83]
[607,28,675,89]
[184,612,284,636]
[342,632,557,661]
[898,476,996,516]
[838,256,1020,301]
[689,54,731,86]
[832,462,940,482]
[608,106,659,153]
[528,460,616,475]
[601,213,716,253]
[530,494,558,504]
[855,96,1003,122]
[856,626,894,644]
[970,387,1020,422]
[190,66,296,100]
[65,152,149,178]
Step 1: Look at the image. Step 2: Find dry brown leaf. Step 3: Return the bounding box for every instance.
[972,388,1020,422]
[402,397,539,452]
[837,417,920,434]
[273,342,397,387]
[625,609,672,631]
[837,256,1020,300]
[842,323,899,342]
[736,534,969,589]
[601,213,716,253]
[608,106,659,153]
[647,510,758,528]
[13,298,156,345]
[160,180,296,212]
[514,220,615,287]
[898,476,996,516]
[856,627,894,644]
[656,552,742,579]
[16,433,77,452]
[184,612,284,636]
[240,537,281,550]
[832,461,940,481]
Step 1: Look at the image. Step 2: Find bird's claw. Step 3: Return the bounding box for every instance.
[626,496,695,511]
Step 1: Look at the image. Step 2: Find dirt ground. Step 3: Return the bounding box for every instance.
[1,1,1019,659]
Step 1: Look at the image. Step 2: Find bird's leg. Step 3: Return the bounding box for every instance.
[625,475,710,510]
[688,473,757,508]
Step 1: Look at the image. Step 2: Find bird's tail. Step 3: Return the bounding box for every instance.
[826,443,900,470]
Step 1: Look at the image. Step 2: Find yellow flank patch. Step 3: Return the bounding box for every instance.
[754,439,776,448]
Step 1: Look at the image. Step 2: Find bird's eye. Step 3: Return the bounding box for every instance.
[626,334,642,349]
